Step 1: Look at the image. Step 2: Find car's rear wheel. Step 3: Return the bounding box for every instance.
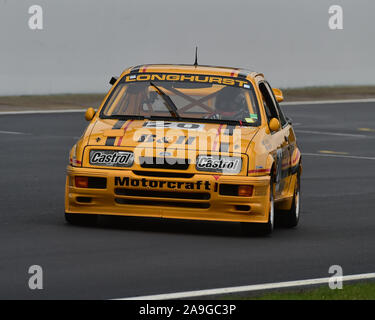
[280,172,300,228]
[65,212,98,226]
[241,178,274,236]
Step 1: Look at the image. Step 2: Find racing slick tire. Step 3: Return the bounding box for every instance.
[65,212,98,226]
[276,172,301,228]
[241,178,274,236]
[279,171,301,228]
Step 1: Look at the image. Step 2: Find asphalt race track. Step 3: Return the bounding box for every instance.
[0,101,374,299]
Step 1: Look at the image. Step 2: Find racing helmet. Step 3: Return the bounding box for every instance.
[215,86,246,113]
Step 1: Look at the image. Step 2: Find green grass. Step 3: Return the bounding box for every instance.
[221,282,375,300]
[282,85,375,101]
[0,93,105,110]
[1,86,375,111]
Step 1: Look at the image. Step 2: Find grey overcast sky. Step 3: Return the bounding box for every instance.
[0,0,374,95]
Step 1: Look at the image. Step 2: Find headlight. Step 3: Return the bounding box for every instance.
[196,155,242,174]
[70,144,81,166]
[89,150,134,167]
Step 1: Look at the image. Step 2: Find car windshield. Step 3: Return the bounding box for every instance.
[100,73,260,125]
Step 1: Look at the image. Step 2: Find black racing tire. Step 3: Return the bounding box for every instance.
[241,178,274,236]
[65,212,98,226]
[280,172,301,228]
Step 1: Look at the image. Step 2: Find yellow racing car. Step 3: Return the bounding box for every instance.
[65,64,302,235]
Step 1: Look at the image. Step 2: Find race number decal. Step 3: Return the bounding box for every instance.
[137,134,196,145]
[143,121,205,131]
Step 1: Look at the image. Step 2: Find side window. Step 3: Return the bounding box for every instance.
[265,81,287,127]
[276,104,288,127]
[258,82,279,123]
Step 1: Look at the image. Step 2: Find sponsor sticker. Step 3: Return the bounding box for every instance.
[115,177,211,190]
[89,150,134,167]
[123,73,252,89]
[196,156,242,174]
[245,113,258,123]
[245,118,255,123]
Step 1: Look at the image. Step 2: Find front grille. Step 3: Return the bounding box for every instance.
[115,188,210,200]
[139,157,190,170]
[115,198,210,209]
[132,171,194,178]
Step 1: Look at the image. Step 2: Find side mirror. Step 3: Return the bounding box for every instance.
[286,116,293,124]
[272,88,284,103]
[109,76,118,85]
[269,118,280,132]
[85,107,96,121]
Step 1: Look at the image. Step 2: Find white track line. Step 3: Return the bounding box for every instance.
[296,130,368,138]
[117,272,375,300]
[283,98,375,106]
[0,130,30,135]
[302,152,375,160]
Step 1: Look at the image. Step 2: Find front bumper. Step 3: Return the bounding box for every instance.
[65,166,271,223]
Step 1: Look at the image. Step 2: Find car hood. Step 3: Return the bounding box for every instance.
[87,118,259,154]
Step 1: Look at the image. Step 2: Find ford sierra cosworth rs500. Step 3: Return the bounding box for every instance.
[65,64,302,235]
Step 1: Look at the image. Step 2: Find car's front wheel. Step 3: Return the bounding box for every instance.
[65,212,98,226]
[241,179,274,236]
[280,172,300,228]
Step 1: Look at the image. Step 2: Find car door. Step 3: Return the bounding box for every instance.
[258,81,291,199]
[266,81,294,194]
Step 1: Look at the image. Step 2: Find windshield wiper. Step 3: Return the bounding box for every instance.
[150,82,181,119]
[103,114,146,120]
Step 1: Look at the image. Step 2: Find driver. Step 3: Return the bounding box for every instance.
[207,86,248,120]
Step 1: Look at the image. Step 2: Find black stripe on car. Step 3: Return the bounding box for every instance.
[104,120,126,145]
[237,72,248,79]
[105,137,116,146]
[112,120,126,129]
[219,142,230,153]
[130,65,142,74]
[225,125,236,136]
